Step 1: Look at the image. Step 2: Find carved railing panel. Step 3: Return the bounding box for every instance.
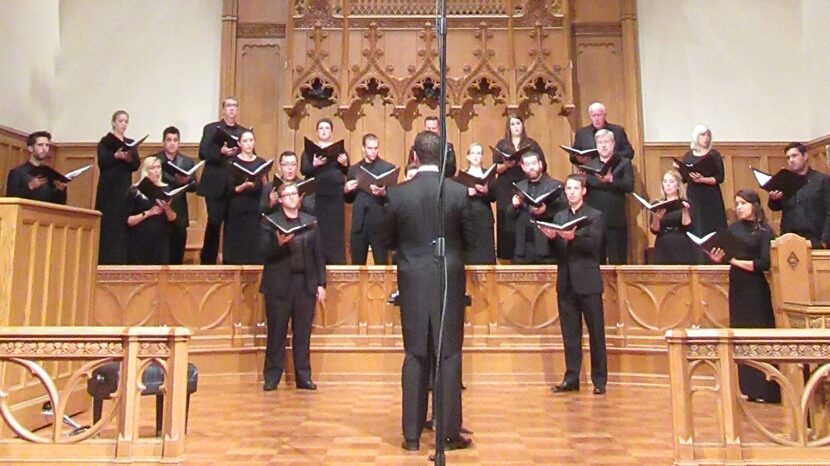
[667,328,830,465]
[95,265,731,352]
[0,327,191,464]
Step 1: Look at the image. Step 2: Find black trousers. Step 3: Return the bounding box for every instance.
[350,225,389,265]
[402,327,462,442]
[200,196,229,264]
[169,223,187,265]
[557,290,608,388]
[263,274,316,385]
[600,225,628,265]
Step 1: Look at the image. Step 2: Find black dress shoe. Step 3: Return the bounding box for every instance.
[552,381,580,393]
[593,386,606,395]
[296,380,317,390]
[262,381,278,392]
[401,439,420,451]
[444,435,472,450]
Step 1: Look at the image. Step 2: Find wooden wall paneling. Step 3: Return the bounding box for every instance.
[220,0,239,101]
[236,37,283,158]
[0,126,29,196]
[237,0,287,22]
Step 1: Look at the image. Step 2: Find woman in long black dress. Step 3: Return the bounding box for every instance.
[678,124,727,262]
[706,189,781,403]
[300,118,349,264]
[125,156,177,265]
[224,129,269,265]
[96,110,141,264]
[463,143,496,265]
[493,113,546,261]
[650,169,694,264]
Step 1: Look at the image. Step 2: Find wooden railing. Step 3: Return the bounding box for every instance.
[0,327,191,465]
[94,265,733,384]
[666,328,830,465]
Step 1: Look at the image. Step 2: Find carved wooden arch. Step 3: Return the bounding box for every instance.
[284,22,342,117]
[451,22,510,110]
[515,21,573,116]
[339,22,398,116]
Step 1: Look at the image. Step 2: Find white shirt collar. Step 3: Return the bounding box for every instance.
[418,165,439,173]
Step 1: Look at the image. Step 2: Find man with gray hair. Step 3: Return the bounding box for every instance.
[571,102,634,164]
[582,129,633,264]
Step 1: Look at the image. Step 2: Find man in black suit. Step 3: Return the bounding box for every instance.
[381,130,474,451]
[539,174,608,395]
[259,182,327,392]
[768,142,830,249]
[583,129,633,264]
[262,151,315,215]
[570,102,634,165]
[197,96,246,264]
[508,151,566,264]
[344,133,395,265]
[6,131,67,205]
[409,116,457,177]
[155,126,198,264]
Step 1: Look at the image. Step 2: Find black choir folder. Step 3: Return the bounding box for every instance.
[686,230,748,259]
[454,164,497,188]
[631,193,683,212]
[272,176,316,196]
[136,177,191,202]
[673,154,718,178]
[751,167,807,196]
[304,138,346,164]
[230,159,273,184]
[167,160,205,177]
[531,216,589,231]
[356,166,400,193]
[30,164,93,183]
[512,182,562,207]
[213,126,252,149]
[490,145,533,163]
[560,145,598,158]
[261,213,316,235]
[115,134,150,152]
[578,153,620,177]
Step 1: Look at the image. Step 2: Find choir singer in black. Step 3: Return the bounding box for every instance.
[260,182,326,392]
[96,110,141,264]
[768,142,830,249]
[381,130,475,452]
[156,126,198,264]
[344,133,394,265]
[509,151,565,264]
[197,97,245,264]
[571,102,634,162]
[539,174,608,395]
[6,131,67,205]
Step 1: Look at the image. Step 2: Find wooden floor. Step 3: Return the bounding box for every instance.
[63,378,792,465]
[178,381,681,465]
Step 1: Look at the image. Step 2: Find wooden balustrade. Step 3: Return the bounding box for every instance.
[0,326,191,465]
[95,264,733,384]
[666,328,830,465]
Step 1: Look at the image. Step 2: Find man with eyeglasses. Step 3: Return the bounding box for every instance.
[262,151,314,214]
[259,182,326,391]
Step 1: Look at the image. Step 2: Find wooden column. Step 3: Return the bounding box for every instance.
[219,0,240,106]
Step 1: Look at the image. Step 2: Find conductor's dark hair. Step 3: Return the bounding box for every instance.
[784,142,807,156]
[412,130,440,165]
[162,126,180,140]
[26,131,52,147]
[317,118,334,130]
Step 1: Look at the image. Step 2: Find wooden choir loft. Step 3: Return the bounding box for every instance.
[0,0,830,464]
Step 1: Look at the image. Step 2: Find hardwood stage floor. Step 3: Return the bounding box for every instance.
[181,381,681,465]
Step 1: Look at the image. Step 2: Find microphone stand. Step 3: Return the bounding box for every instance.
[431,0,449,463]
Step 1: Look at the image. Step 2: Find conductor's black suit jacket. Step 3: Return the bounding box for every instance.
[381,171,475,357]
[552,203,605,295]
[258,211,327,298]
